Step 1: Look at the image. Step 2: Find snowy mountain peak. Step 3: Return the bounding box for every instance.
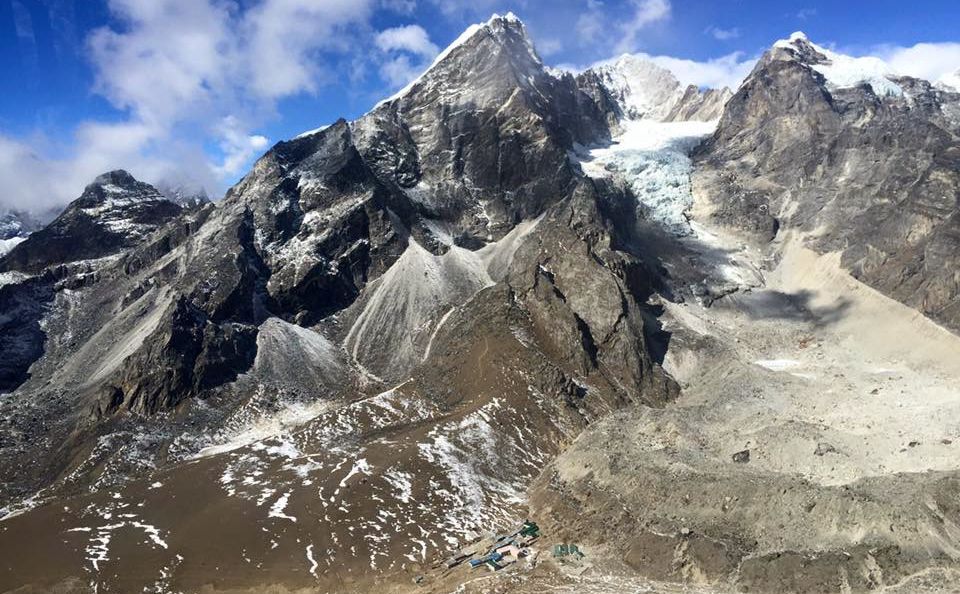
[580,54,729,123]
[585,55,683,121]
[772,33,903,97]
[375,12,540,108]
[491,11,521,23]
[78,169,167,207]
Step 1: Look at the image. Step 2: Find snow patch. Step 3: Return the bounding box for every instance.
[0,236,25,257]
[383,468,415,504]
[268,492,297,522]
[339,458,373,489]
[306,544,319,577]
[754,359,802,372]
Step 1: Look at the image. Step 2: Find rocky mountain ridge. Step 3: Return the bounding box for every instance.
[694,30,960,330]
[578,53,732,125]
[2,15,960,594]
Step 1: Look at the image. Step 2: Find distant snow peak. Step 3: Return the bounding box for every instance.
[590,55,683,121]
[774,32,904,97]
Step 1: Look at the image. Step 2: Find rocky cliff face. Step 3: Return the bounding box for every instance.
[694,32,960,329]
[0,15,677,572]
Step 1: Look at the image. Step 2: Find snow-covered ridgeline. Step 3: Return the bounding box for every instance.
[375,12,528,109]
[775,31,903,96]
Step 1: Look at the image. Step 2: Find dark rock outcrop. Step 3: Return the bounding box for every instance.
[695,34,960,329]
[0,171,183,274]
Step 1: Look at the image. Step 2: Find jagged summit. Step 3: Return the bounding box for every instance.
[91,169,138,187]
[770,31,903,96]
[73,169,166,207]
[375,12,541,109]
[0,170,182,273]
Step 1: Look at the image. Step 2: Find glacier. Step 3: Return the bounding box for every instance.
[578,119,718,235]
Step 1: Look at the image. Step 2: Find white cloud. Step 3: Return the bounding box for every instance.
[616,0,672,54]
[379,54,422,88]
[213,116,271,178]
[577,0,670,53]
[538,37,563,57]
[381,0,417,15]
[706,26,740,41]
[243,0,374,99]
[375,25,439,57]
[873,42,960,87]
[373,24,439,91]
[1,0,377,213]
[576,10,605,45]
[0,136,61,212]
[643,51,756,89]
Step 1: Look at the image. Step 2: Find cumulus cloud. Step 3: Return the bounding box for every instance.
[374,24,439,90]
[616,0,672,54]
[376,25,439,57]
[242,0,374,98]
[213,116,271,178]
[706,26,740,41]
[873,42,960,86]
[644,51,757,89]
[2,0,376,213]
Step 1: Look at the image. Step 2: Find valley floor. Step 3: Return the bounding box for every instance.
[4,120,960,594]
[516,122,960,593]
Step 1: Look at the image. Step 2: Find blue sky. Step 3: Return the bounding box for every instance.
[1,0,959,211]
